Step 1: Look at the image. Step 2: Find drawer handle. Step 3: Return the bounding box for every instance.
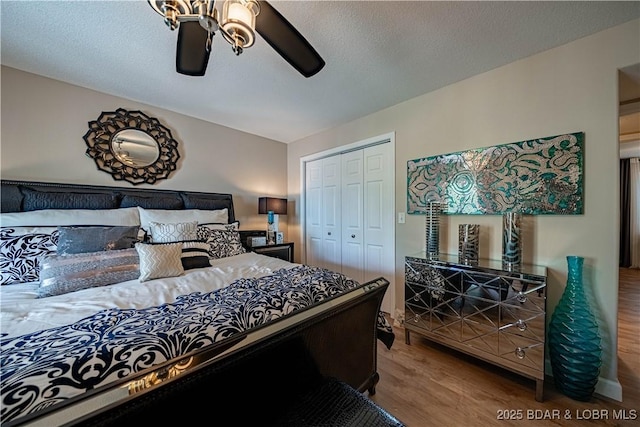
[351,234,356,238]
[328,232,332,236]
[515,347,526,359]
[516,292,527,303]
[516,319,527,331]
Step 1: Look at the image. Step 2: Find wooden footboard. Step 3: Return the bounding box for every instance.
[13,279,388,426]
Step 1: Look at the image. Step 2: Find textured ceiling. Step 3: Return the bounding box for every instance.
[2,1,639,143]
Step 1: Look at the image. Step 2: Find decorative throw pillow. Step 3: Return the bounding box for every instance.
[0,227,59,285]
[56,225,140,255]
[135,242,184,282]
[198,221,239,231]
[197,224,246,259]
[179,241,211,270]
[148,221,198,243]
[38,248,140,298]
[137,207,228,232]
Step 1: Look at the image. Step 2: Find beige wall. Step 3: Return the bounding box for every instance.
[0,66,288,232]
[287,19,640,401]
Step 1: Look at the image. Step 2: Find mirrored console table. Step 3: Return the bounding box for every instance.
[404,253,547,401]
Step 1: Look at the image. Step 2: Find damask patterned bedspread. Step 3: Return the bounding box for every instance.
[0,265,393,423]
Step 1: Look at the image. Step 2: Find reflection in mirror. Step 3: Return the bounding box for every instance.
[111,129,160,167]
[84,108,180,185]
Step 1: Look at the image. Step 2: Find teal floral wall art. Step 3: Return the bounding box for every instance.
[407,132,584,215]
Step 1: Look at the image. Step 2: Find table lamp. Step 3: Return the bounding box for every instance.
[258,197,287,244]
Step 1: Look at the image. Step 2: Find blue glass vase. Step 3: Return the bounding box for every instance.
[548,255,602,401]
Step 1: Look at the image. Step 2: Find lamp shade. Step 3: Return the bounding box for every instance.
[258,197,287,215]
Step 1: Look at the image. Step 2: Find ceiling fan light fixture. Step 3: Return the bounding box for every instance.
[148,0,324,77]
[163,4,180,29]
[149,0,192,30]
[194,0,219,32]
[220,0,259,54]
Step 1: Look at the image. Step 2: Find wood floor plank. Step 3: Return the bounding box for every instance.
[369,268,640,426]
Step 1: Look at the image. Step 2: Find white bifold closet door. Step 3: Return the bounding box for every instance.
[305,143,394,313]
[305,155,342,273]
[341,150,364,282]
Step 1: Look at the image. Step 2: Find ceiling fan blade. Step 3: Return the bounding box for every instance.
[176,21,211,76]
[255,1,325,78]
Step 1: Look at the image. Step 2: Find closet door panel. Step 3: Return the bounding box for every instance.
[341,151,364,283]
[305,159,323,268]
[322,156,342,273]
[363,144,395,313]
[365,179,385,280]
[307,235,324,267]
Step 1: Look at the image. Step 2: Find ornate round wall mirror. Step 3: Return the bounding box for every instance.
[84,109,180,185]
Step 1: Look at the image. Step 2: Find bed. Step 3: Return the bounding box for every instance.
[0,180,395,426]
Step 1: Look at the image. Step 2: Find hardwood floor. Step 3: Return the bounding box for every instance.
[369,268,640,426]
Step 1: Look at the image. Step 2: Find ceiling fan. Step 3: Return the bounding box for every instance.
[148,0,325,78]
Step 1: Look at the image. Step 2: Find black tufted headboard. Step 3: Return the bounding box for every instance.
[0,180,236,223]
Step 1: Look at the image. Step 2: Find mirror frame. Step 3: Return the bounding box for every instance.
[84,108,180,185]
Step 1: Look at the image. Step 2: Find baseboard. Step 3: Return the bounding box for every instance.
[594,377,623,402]
[393,309,405,327]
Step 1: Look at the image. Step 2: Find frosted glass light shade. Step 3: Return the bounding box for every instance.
[221,0,257,50]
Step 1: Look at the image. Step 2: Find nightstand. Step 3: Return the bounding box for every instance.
[251,242,294,263]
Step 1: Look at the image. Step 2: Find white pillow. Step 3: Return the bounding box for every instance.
[135,242,184,282]
[0,208,140,227]
[148,221,198,243]
[137,207,228,231]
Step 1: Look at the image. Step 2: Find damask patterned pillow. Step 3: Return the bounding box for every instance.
[38,248,140,298]
[0,227,59,285]
[197,224,246,259]
[135,242,184,282]
[198,221,239,231]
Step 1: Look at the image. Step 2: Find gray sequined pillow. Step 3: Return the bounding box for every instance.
[56,225,140,255]
[38,248,140,297]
